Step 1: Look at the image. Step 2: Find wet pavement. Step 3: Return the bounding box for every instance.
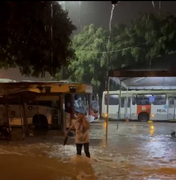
[1,121,176,180]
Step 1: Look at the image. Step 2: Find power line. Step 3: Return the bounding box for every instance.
[75,43,147,54]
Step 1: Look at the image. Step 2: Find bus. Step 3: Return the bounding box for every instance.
[73,94,99,123]
[0,80,99,129]
[2,93,99,129]
[5,96,60,129]
[102,90,176,121]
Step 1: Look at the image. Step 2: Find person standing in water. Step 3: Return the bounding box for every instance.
[66,113,90,158]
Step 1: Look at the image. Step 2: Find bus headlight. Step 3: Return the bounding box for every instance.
[104,113,108,118]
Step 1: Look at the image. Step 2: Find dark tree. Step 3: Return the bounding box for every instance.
[0,1,76,77]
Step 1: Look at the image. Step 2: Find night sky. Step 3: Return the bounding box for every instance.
[66,1,176,32]
[1,1,176,81]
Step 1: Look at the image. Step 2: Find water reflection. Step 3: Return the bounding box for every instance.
[0,140,176,180]
[103,122,107,129]
[1,122,176,179]
[100,138,107,148]
[150,127,154,136]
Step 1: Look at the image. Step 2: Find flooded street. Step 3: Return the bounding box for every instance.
[1,121,176,180]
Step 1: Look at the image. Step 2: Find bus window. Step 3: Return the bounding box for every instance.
[105,94,118,105]
[132,94,136,105]
[121,97,130,108]
[74,94,78,100]
[36,101,53,107]
[74,94,88,114]
[10,110,16,116]
[136,94,151,105]
[29,100,60,108]
[169,97,175,108]
[65,94,72,113]
[91,95,95,101]
[152,94,166,105]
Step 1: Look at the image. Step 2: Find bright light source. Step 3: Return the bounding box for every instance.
[150,125,154,130]
[105,113,108,118]
[150,125,154,135]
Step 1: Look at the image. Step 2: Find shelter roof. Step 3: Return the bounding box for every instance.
[108,54,176,89]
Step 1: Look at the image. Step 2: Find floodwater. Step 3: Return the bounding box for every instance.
[1,121,176,180]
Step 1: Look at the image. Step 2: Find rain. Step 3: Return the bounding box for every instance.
[0,1,176,180]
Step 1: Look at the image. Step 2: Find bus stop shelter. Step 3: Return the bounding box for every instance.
[106,53,176,139]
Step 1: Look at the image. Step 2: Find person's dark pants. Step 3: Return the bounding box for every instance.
[76,143,90,158]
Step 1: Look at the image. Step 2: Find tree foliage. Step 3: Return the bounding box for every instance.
[111,12,176,64]
[0,1,76,77]
[68,24,110,96]
[56,12,176,99]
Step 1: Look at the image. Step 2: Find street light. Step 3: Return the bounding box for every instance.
[111,1,121,5]
[111,1,161,9]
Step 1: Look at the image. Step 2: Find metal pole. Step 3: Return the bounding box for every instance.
[106,77,110,140]
[4,96,9,126]
[174,99,176,120]
[23,103,29,137]
[126,88,129,119]
[117,81,121,129]
[60,94,66,133]
[36,100,41,131]
[19,97,24,138]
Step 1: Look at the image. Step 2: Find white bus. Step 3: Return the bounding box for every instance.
[0,94,99,129]
[102,90,176,121]
[0,96,61,129]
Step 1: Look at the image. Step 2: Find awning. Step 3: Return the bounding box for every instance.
[108,54,176,90]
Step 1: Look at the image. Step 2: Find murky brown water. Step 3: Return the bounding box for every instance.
[1,122,176,180]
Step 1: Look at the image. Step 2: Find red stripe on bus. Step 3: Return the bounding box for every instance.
[137,105,151,115]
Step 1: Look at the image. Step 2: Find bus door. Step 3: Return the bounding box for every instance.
[125,97,131,119]
[105,94,118,119]
[90,94,99,122]
[168,97,176,120]
[120,97,130,119]
[151,94,167,120]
